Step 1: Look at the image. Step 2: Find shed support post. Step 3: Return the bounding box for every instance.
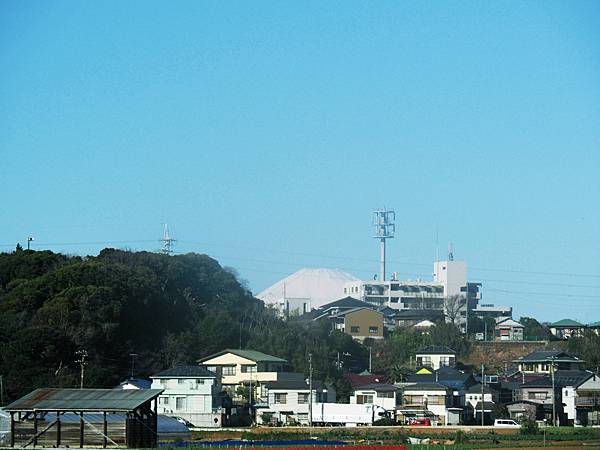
[103,412,107,449]
[10,412,14,447]
[153,400,158,447]
[56,413,61,447]
[33,412,38,448]
[79,412,84,448]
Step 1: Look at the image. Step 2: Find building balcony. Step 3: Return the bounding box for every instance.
[576,397,600,407]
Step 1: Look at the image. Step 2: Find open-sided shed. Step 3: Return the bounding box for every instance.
[4,388,163,448]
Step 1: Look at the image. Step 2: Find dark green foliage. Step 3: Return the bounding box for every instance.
[0,248,371,402]
[562,330,600,372]
[519,417,539,435]
[519,316,552,341]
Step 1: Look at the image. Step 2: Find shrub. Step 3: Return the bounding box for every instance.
[520,417,539,435]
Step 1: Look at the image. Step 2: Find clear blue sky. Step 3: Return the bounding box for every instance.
[1,1,599,322]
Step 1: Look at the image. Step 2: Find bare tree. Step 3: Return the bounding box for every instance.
[444,295,465,325]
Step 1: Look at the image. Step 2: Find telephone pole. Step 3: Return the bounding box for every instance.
[75,350,88,389]
[308,353,313,428]
[129,353,138,379]
[551,356,556,426]
[481,364,485,426]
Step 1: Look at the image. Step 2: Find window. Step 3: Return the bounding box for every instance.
[377,391,394,398]
[440,356,455,367]
[222,366,236,376]
[369,326,379,334]
[529,391,548,400]
[298,393,309,404]
[159,396,169,405]
[274,393,287,404]
[178,379,186,384]
[344,288,347,294]
[206,366,217,373]
[196,379,205,384]
[417,356,432,367]
[356,394,374,404]
[241,365,257,373]
[176,397,186,410]
[350,326,360,333]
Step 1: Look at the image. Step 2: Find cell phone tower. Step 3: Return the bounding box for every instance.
[160,224,176,254]
[373,209,395,281]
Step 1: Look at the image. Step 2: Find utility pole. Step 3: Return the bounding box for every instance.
[308,353,313,428]
[75,350,88,389]
[0,374,4,406]
[129,353,138,379]
[249,367,253,425]
[551,356,556,426]
[481,364,485,426]
[369,347,372,373]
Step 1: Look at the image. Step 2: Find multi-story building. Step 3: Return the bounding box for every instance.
[472,304,513,320]
[150,365,222,427]
[197,349,303,403]
[342,259,481,332]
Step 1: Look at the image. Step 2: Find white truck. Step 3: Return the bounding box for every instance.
[311,403,388,427]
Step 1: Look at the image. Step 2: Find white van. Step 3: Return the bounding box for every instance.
[494,419,521,428]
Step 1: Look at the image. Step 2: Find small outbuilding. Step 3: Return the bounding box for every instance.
[4,388,163,448]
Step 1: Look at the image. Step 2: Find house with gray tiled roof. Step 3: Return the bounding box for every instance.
[513,350,584,374]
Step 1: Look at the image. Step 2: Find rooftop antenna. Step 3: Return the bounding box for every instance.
[448,242,454,261]
[160,224,176,254]
[373,208,395,281]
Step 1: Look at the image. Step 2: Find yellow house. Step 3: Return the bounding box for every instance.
[330,307,384,341]
[197,349,300,401]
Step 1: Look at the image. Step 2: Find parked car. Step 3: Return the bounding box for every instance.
[408,418,431,426]
[494,419,521,428]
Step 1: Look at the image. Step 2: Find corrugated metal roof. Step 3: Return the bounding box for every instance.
[4,388,163,412]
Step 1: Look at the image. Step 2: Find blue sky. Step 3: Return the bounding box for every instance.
[1,1,599,322]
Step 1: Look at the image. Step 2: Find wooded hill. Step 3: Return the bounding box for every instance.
[0,248,368,402]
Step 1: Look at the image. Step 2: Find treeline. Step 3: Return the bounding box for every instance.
[0,248,368,402]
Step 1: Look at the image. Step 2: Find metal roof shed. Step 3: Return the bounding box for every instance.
[4,388,163,448]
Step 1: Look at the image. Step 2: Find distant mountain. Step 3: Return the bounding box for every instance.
[257,268,360,309]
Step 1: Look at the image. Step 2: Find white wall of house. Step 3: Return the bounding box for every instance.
[258,387,335,425]
[415,353,455,370]
[201,353,284,388]
[465,392,493,409]
[151,377,221,427]
[350,389,397,411]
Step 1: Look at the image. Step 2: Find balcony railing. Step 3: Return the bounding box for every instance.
[576,397,600,407]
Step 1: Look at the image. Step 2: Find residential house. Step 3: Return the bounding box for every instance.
[561,371,600,426]
[495,318,524,341]
[257,379,336,426]
[150,365,222,427]
[329,307,384,341]
[588,321,600,336]
[398,382,458,425]
[549,319,586,339]
[515,371,590,425]
[350,383,399,416]
[464,383,497,424]
[118,378,152,390]
[513,350,585,374]
[394,309,445,329]
[197,349,297,403]
[472,304,513,321]
[415,346,457,371]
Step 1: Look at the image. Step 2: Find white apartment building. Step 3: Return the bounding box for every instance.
[342,259,481,332]
[150,365,222,427]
